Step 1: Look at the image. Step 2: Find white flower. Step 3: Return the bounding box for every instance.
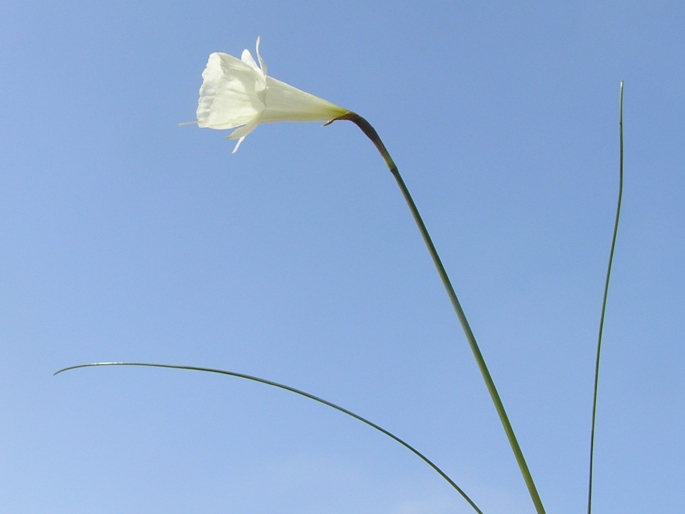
[195,37,349,153]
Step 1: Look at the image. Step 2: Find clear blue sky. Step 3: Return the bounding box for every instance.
[2,1,683,513]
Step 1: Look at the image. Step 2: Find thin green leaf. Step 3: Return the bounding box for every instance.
[587,81,625,514]
[55,361,483,514]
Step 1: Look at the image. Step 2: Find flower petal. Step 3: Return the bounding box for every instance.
[255,36,267,75]
[231,136,247,153]
[227,120,259,153]
[241,49,261,75]
[227,120,259,140]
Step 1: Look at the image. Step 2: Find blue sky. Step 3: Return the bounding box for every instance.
[1,1,684,513]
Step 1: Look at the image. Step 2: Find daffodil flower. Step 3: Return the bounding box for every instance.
[195,37,350,153]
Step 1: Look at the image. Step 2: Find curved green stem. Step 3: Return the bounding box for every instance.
[55,361,483,514]
[587,81,624,514]
[334,113,545,514]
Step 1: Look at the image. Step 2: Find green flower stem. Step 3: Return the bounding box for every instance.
[55,362,483,514]
[335,112,546,514]
[587,81,624,514]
